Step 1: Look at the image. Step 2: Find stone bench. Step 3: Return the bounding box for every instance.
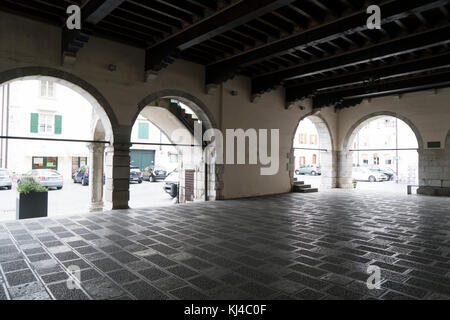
[408,181,450,196]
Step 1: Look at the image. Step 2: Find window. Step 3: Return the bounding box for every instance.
[38,114,54,134]
[299,133,307,144]
[310,134,318,145]
[169,153,178,163]
[312,154,317,164]
[138,122,149,139]
[385,159,392,165]
[40,80,55,98]
[299,157,306,166]
[32,157,58,170]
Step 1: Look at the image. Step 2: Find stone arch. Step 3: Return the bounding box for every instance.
[291,112,336,188]
[0,66,117,210]
[0,66,117,142]
[446,129,450,148]
[338,111,423,188]
[134,90,221,202]
[342,111,423,151]
[135,89,217,131]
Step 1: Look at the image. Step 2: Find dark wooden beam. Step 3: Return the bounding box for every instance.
[145,0,296,74]
[206,0,450,87]
[252,24,450,99]
[62,0,126,63]
[285,51,450,106]
[312,71,450,109]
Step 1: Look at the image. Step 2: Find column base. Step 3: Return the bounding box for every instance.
[89,202,104,212]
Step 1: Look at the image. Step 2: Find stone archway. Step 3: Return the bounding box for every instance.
[291,112,336,189]
[135,90,221,202]
[0,67,117,210]
[339,111,423,188]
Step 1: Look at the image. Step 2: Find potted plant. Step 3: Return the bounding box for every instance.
[16,176,48,220]
[352,179,358,189]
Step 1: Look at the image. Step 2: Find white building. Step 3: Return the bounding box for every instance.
[351,116,419,183]
[293,118,320,169]
[0,80,177,180]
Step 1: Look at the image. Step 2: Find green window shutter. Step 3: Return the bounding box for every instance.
[54,115,62,134]
[30,113,39,133]
[138,122,149,139]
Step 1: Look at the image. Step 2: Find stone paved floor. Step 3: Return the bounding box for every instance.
[1,190,450,300]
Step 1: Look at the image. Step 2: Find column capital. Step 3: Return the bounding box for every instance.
[87,142,106,153]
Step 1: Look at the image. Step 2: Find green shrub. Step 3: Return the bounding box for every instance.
[17,177,47,194]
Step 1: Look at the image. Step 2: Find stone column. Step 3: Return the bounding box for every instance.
[336,150,354,189]
[320,150,338,189]
[104,142,131,210]
[87,143,105,212]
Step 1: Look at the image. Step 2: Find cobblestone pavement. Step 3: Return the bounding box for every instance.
[1,190,449,300]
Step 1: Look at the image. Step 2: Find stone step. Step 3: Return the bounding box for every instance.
[293,181,305,186]
[294,184,311,190]
[295,188,319,193]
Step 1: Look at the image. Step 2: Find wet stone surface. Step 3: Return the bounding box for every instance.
[0,190,449,300]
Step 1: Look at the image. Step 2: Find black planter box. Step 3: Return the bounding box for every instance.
[16,192,48,220]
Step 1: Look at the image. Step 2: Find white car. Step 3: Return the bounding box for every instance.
[352,166,388,182]
[0,168,13,190]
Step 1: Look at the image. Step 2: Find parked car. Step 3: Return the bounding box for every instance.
[295,165,321,176]
[73,166,87,185]
[352,166,388,182]
[163,169,179,198]
[19,169,64,190]
[0,169,13,190]
[130,167,143,184]
[73,166,105,186]
[143,166,167,182]
[367,165,395,181]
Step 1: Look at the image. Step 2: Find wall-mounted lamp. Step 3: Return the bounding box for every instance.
[108,64,117,72]
[230,90,238,96]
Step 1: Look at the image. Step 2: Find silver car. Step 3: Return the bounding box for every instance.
[0,169,12,190]
[21,169,64,190]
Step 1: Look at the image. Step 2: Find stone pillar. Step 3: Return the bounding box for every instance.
[104,142,131,210]
[336,150,354,189]
[87,143,105,212]
[320,150,338,189]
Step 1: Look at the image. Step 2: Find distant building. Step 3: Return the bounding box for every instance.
[352,116,419,183]
[293,118,320,169]
[0,80,177,180]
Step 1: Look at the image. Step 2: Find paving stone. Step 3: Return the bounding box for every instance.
[41,272,70,284]
[138,267,169,282]
[47,282,89,300]
[167,265,198,279]
[107,269,139,284]
[83,278,125,300]
[188,275,221,291]
[124,281,169,300]
[169,286,208,300]
[1,260,28,273]
[5,269,36,287]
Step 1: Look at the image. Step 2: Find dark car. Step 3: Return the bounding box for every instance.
[143,166,167,182]
[73,166,105,186]
[130,167,143,184]
[163,170,179,198]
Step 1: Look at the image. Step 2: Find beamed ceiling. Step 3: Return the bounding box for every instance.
[1,0,450,109]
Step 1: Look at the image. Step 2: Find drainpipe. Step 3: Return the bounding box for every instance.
[4,84,10,169]
[1,85,4,167]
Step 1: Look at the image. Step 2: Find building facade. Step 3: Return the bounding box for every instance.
[293,118,320,169]
[351,116,419,183]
